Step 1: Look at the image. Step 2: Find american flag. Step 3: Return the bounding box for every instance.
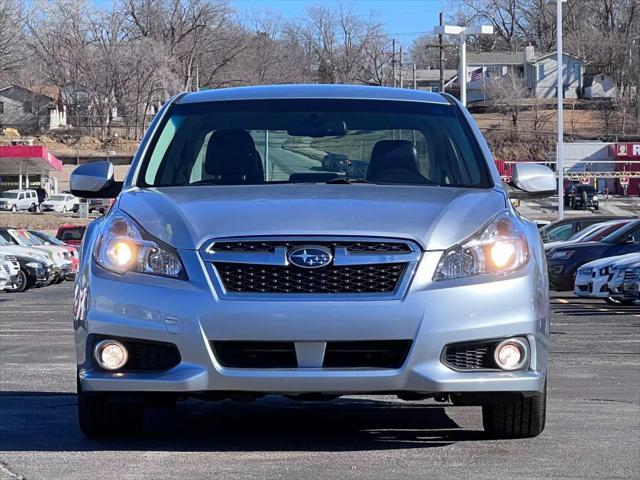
[468,67,484,83]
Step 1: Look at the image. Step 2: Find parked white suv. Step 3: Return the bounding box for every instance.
[0,189,39,212]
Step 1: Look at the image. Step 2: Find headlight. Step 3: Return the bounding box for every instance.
[578,267,593,276]
[550,250,574,260]
[599,266,611,276]
[592,195,599,201]
[434,210,530,281]
[94,212,185,279]
[26,262,42,268]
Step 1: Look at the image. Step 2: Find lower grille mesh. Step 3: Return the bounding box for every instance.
[214,263,406,294]
[442,341,497,370]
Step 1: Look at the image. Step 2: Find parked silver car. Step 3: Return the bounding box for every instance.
[71,85,555,439]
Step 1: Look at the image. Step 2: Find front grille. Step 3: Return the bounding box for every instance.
[211,240,413,254]
[323,340,411,369]
[213,341,297,368]
[211,340,412,369]
[442,341,497,370]
[215,262,406,294]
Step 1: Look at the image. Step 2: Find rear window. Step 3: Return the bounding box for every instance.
[58,228,85,241]
[140,99,491,188]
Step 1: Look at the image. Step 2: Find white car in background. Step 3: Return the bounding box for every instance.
[40,193,80,213]
[608,261,640,305]
[575,253,640,303]
[0,254,21,291]
[0,228,72,281]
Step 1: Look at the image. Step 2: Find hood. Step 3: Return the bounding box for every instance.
[119,184,506,251]
[0,246,52,265]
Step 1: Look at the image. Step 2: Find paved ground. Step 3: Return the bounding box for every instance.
[0,283,638,480]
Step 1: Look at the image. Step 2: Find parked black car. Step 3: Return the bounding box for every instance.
[568,185,599,210]
[547,219,640,291]
[321,153,349,172]
[14,256,50,290]
[539,215,630,243]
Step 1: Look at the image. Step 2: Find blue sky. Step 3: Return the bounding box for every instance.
[232,0,447,46]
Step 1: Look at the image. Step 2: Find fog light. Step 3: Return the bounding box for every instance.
[94,340,128,370]
[493,338,528,371]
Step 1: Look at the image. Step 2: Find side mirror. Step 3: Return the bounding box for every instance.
[70,161,122,198]
[509,163,556,199]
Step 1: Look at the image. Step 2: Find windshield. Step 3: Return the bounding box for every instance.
[140,99,491,188]
[601,220,640,244]
[576,186,596,193]
[48,195,66,201]
[32,231,65,245]
[8,229,39,246]
[567,223,603,241]
[0,192,18,199]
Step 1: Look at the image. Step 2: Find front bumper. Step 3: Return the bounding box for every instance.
[76,251,549,395]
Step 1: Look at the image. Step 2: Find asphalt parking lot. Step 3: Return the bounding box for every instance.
[1,283,638,480]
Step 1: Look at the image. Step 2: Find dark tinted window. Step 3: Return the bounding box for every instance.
[140,99,491,188]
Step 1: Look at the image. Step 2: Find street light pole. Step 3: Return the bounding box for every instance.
[551,0,567,220]
[434,24,493,107]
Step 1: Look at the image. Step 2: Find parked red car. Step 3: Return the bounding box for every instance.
[56,224,86,247]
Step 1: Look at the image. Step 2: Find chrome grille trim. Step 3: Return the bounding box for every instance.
[199,236,422,300]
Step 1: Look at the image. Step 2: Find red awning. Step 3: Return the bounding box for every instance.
[0,145,63,175]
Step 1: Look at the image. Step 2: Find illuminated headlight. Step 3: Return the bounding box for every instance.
[94,340,128,370]
[434,210,529,281]
[494,338,528,371]
[94,212,185,279]
[592,195,599,201]
[550,250,574,260]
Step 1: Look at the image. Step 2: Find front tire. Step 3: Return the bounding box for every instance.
[77,380,145,438]
[6,270,28,293]
[482,383,546,438]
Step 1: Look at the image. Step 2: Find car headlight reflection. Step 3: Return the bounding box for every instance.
[94,213,185,279]
[434,210,530,281]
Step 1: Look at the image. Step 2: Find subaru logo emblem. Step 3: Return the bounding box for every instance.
[288,246,333,269]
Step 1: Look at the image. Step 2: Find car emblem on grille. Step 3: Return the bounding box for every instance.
[288,246,333,269]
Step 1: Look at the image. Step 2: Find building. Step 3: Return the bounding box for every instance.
[0,85,67,134]
[583,73,617,99]
[464,46,585,102]
[414,69,457,92]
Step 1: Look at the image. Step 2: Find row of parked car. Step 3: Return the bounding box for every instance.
[0,188,112,214]
[0,224,86,292]
[539,215,640,304]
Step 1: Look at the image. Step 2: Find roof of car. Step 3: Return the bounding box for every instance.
[178,84,451,106]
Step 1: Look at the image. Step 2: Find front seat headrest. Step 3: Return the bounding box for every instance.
[366,140,421,182]
[204,129,264,183]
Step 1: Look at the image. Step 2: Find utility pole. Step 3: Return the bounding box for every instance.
[439,12,445,92]
[399,46,404,88]
[413,63,417,89]
[392,39,397,88]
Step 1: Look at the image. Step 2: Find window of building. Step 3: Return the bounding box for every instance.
[23,101,32,113]
[537,64,545,81]
[0,102,4,114]
[573,63,581,82]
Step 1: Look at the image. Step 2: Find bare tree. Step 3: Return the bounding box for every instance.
[0,0,25,76]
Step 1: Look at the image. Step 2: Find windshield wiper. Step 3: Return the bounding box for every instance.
[325,177,372,185]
